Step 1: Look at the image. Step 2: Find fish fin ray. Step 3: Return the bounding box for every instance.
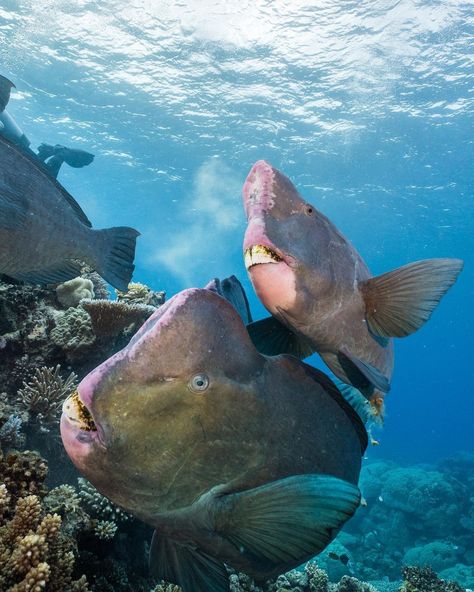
[247,316,314,358]
[149,531,229,592]
[337,349,390,393]
[92,227,140,291]
[11,261,83,284]
[361,258,463,338]
[215,474,360,567]
[0,182,28,230]
[205,275,253,324]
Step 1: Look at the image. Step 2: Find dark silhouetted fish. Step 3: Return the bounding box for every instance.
[61,286,367,591]
[0,135,139,290]
[242,160,463,416]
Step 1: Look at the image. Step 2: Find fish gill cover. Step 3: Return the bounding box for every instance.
[0,1,472,591]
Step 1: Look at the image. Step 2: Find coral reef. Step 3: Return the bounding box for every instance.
[1,277,472,592]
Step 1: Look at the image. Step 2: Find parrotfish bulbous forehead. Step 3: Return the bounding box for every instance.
[243,160,307,222]
[61,288,265,467]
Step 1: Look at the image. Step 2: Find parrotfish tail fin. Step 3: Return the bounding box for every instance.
[360,258,464,339]
[92,227,140,291]
[57,146,95,168]
[215,474,360,574]
[36,143,57,162]
[0,75,15,111]
[247,316,315,359]
[37,144,95,168]
[149,531,229,592]
[332,378,375,425]
[205,275,253,324]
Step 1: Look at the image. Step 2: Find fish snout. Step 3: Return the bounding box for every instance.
[243,160,276,220]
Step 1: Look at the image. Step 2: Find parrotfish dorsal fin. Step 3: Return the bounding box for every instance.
[360,258,463,338]
[247,315,315,358]
[149,532,228,592]
[205,275,253,324]
[214,474,360,569]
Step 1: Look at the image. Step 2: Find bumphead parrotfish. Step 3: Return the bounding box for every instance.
[243,160,463,415]
[0,134,139,290]
[61,287,367,591]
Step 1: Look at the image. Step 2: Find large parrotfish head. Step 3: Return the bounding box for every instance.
[242,160,363,324]
[60,288,266,522]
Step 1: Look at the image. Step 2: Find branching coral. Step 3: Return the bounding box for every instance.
[16,365,77,426]
[78,477,130,523]
[0,448,48,509]
[0,492,90,592]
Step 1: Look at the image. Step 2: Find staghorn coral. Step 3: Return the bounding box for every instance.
[81,298,156,337]
[16,365,77,426]
[56,278,95,309]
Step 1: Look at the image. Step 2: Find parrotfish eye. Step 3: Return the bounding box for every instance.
[304,204,315,216]
[189,373,210,393]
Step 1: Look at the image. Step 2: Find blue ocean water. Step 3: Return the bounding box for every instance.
[0,0,471,470]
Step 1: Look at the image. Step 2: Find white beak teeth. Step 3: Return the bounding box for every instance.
[244,245,282,270]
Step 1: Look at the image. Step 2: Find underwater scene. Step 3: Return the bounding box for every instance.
[0,1,472,591]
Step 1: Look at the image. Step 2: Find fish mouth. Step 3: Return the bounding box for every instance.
[244,244,284,270]
[62,390,97,432]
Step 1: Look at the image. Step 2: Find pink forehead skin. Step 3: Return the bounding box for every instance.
[77,289,202,408]
[242,160,275,219]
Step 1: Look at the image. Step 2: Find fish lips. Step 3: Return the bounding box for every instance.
[61,389,107,450]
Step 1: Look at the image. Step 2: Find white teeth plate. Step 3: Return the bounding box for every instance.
[244,245,282,269]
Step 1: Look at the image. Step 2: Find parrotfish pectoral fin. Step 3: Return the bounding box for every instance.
[361,258,464,338]
[10,261,83,284]
[149,531,229,592]
[205,275,253,324]
[93,226,140,291]
[337,349,390,394]
[215,474,360,568]
[247,316,314,358]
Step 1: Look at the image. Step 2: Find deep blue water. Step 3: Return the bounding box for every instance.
[0,0,472,463]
